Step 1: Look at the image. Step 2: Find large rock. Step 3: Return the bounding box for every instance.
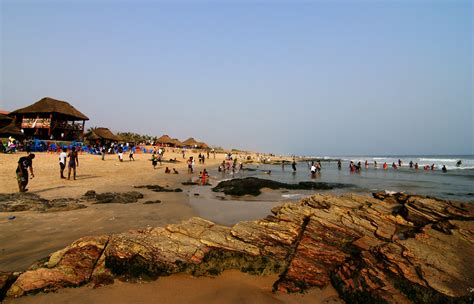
[212,177,352,196]
[3,193,473,303]
[0,193,86,212]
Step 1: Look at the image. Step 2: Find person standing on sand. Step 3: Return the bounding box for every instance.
[101,146,106,161]
[67,149,79,180]
[187,157,193,174]
[152,153,158,169]
[118,146,124,162]
[59,148,67,179]
[129,146,135,161]
[16,153,35,192]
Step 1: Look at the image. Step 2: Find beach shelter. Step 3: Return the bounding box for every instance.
[9,97,89,141]
[156,134,174,145]
[85,127,122,143]
[197,142,209,149]
[170,138,183,147]
[0,122,24,138]
[0,113,13,128]
[182,137,200,147]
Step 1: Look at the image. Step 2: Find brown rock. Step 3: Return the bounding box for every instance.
[3,193,473,303]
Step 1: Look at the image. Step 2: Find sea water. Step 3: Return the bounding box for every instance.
[188,155,473,226]
[222,155,474,202]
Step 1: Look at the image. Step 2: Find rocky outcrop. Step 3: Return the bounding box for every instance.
[0,193,86,212]
[212,177,352,196]
[134,185,183,193]
[3,193,473,303]
[83,191,144,204]
[0,190,153,212]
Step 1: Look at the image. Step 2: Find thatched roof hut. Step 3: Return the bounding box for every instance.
[85,128,122,142]
[197,142,209,149]
[171,138,183,147]
[182,137,200,147]
[0,113,12,128]
[10,97,89,120]
[0,123,24,138]
[9,97,89,141]
[156,135,174,145]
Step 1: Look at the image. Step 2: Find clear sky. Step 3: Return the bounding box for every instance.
[1,0,472,156]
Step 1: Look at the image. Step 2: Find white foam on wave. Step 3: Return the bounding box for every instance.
[420,158,460,162]
[445,166,474,170]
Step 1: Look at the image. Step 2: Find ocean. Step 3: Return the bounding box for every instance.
[222,155,474,202]
[187,155,473,226]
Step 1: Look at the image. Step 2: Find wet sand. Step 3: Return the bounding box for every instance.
[4,270,343,304]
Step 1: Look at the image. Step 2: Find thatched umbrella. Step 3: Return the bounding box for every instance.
[182,137,199,147]
[0,113,12,128]
[0,123,24,138]
[171,138,183,147]
[85,128,121,141]
[197,142,209,149]
[156,134,174,145]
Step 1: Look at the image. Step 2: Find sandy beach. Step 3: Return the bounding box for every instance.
[1,150,340,303]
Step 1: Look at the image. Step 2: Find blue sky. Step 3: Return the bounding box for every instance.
[1,0,472,155]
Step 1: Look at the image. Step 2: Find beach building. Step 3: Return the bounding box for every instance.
[182,137,208,149]
[9,97,89,141]
[156,134,174,146]
[0,113,12,129]
[85,127,122,145]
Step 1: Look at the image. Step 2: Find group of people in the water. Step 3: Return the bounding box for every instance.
[342,158,458,173]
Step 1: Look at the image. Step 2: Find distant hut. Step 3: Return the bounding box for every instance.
[197,142,209,149]
[85,127,122,145]
[9,97,89,141]
[0,122,24,138]
[156,135,174,146]
[0,113,13,128]
[171,138,183,147]
[182,137,200,148]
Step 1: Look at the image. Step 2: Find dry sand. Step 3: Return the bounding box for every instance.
[0,150,341,303]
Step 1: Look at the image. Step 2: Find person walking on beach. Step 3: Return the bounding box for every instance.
[151,153,158,169]
[129,146,135,161]
[187,157,193,174]
[59,148,67,179]
[67,148,79,180]
[16,153,35,192]
[118,146,124,162]
[101,146,106,161]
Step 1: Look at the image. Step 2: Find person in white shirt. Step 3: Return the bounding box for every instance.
[59,148,67,179]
